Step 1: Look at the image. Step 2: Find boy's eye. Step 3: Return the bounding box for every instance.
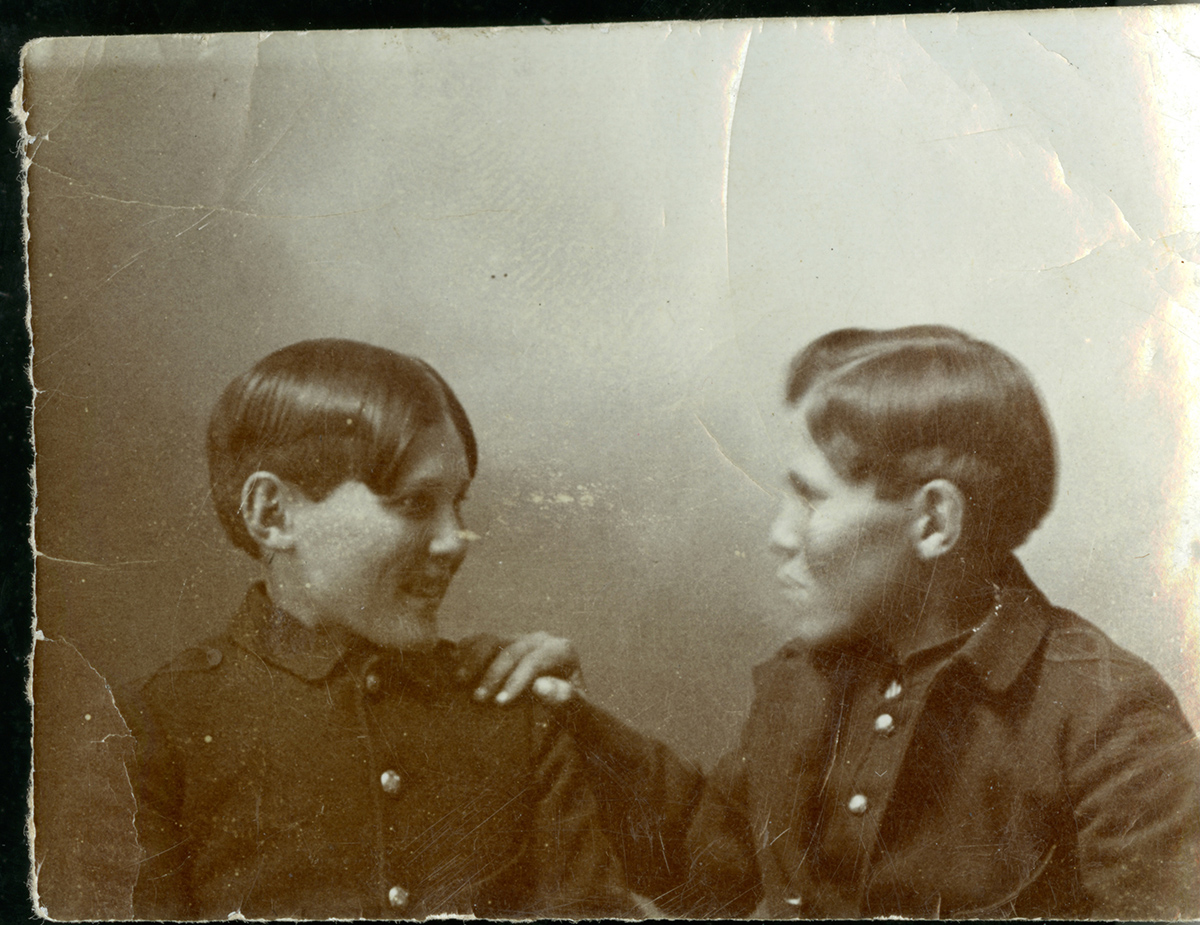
[386,485,469,519]
[787,474,821,510]
[390,493,436,517]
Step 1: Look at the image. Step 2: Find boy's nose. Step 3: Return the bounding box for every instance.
[428,506,468,559]
[769,503,801,556]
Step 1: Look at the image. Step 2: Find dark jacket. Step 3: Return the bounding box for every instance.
[123,583,634,920]
[576,558,1200,918]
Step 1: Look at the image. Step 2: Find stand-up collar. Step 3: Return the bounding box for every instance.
[951,556,1054,695]
[777,555,1055,697]
[229,582,461,688]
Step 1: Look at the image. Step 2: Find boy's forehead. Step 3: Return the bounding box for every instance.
[776,401,820,453]
[388,420,471,489]
[783,436,839,487]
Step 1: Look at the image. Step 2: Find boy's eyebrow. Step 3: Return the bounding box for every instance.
[388,475,471,496]
[787,470,824,499]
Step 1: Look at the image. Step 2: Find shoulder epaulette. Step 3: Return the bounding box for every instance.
[1045,622,1105,662]
[161,645,224,673]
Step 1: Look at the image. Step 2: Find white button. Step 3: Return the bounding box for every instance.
[387,885,409,908]
[847,793,868,814]
[884,680,902,700]
[380,769,402,794]
[364,672,382,694]
[784,896,802,907]
[874,713,895,734]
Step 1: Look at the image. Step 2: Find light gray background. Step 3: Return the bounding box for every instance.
[26,12,1200,769]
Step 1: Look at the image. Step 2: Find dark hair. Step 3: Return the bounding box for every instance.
[786,325,1056,553]
[208,339,478,558]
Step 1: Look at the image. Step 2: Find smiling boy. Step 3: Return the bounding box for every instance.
[121,339,634,920]
[490,325,1200,918]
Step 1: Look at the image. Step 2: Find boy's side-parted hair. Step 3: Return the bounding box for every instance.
[786,325,1057,553]
[208,339,478,558]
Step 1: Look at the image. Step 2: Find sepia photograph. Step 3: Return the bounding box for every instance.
[21,11,1200,919]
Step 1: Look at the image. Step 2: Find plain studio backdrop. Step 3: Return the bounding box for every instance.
[24,12,1200,776]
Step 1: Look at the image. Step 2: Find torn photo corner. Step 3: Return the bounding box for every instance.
[21,11,1200,921]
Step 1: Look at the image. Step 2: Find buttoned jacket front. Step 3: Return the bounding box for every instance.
[580,559,1200,919]
[124,584,632,920]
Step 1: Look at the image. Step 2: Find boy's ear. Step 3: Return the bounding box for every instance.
[909,478,965,561]
[240,472,299,554]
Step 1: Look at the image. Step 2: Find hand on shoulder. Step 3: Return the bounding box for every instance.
[466,631,585,706]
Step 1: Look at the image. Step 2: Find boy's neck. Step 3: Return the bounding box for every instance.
[262,571,350,644]
[264,565,316,625]
[888,555,1000,661]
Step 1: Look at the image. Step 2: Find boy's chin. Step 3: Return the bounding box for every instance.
[354,601,442,650]
[784,608,871,652]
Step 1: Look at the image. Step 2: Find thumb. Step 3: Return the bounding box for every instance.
[532,676,578,705]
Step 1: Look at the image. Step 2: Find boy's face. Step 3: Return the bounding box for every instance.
[769,406,917,651]
[284,417,472,650]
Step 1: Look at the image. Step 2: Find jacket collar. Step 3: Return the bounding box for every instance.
[229,582,460,687]
[950,555,1054,695]
[776,555,1055,697]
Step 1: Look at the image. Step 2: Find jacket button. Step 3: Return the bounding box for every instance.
[874,713,895,734]
[364,672,382,695]
[380,769,402,794]
[847,793,868,814]
[883,680,902,700]
[387,885,409,908]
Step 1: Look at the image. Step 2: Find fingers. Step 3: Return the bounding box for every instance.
[454,635,506,685]
[473,641,525,701]
[473,632,582,705]
[494,654,542,705]
[492,632,562,703]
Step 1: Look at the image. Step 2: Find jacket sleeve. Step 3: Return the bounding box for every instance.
[563,701,761,916]
[118,682,195,920]
[473,706,644,919]
[674,739,763,917]
[1063,662,1200,919]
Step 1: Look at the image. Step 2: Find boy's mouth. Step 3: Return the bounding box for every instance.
[777,565,806,589]
[400,574,453,599]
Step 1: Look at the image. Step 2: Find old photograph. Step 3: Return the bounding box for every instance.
[22,11,1200,919]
